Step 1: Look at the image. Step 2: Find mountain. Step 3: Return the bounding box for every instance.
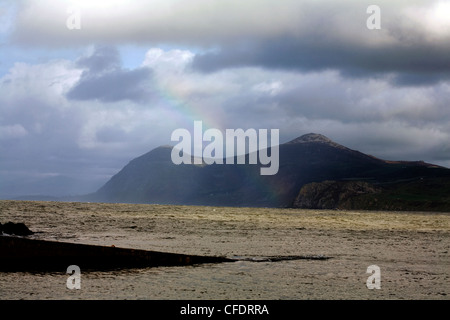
[85,133,450,210]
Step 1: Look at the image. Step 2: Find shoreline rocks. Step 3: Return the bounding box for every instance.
[0,236,234,272]
[293,180,381,209]
[0,222,34,236]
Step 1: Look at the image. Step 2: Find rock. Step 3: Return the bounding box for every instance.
[1,222,34,236]
[293,180,381,209]
[0,236,234,271]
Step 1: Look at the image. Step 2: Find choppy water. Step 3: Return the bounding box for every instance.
[0,200,449,300]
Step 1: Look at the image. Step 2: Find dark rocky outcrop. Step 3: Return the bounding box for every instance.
[293,177,450,211]
[0,236,234,272]
[293,180,381,209]
[0,222,34,236]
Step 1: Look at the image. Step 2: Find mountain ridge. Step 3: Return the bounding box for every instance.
[83,133,450,211]
[286,133,348,149]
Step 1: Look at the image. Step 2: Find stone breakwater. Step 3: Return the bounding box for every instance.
[0,236,234,272]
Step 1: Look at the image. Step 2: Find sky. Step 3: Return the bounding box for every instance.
[1,0,450,197]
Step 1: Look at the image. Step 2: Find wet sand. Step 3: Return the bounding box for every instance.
[0,200,448,299]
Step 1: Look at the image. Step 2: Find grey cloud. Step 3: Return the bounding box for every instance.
[66,67,153,103]
[12,1,450,87]
[391,72,450,87]
[207,68,450,131]
[192,36,450,86]
[96,126,128,143]
[67,46,154,103]
[76,46,121,73]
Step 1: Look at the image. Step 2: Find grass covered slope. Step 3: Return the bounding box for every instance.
[294,176,450,212]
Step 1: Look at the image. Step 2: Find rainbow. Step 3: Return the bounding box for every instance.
[154,80,223,133]
[152,73,284,205]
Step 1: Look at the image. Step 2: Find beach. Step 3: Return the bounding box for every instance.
[0,200,448,300]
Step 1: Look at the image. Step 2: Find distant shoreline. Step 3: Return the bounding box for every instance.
[1,198,449,214]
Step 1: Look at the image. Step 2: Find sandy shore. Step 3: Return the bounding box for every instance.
[0,200,448,299]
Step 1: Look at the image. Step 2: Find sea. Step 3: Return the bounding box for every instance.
[0,200,449,301]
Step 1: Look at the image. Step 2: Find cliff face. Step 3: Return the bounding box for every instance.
[293,177,450,211]
[293,180,381,209]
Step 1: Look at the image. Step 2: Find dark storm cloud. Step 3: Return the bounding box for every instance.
[192,36,450,86]
[391,72,450,87]
[11,1,450,87]
[66,46,154,103]
[66,67,153,103]
[76,46,121,73]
